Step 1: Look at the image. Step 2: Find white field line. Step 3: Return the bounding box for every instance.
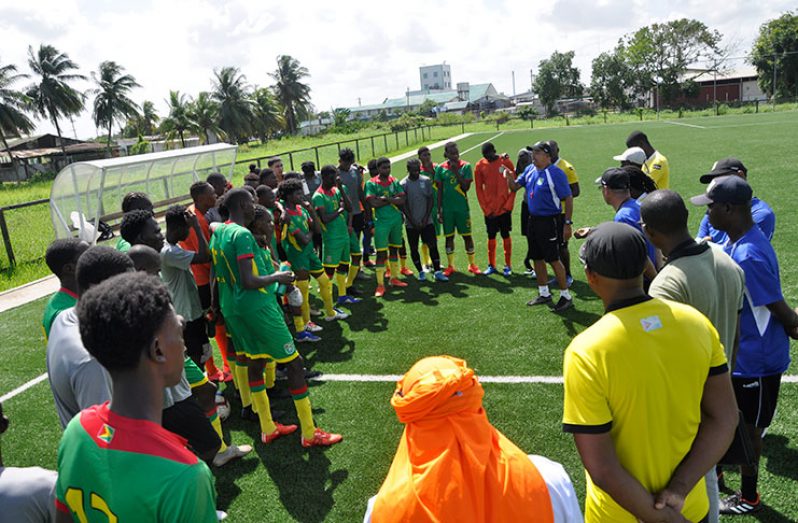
[8,371,798,402]
[388,132,472,163]
[460,132,504,155]
[664,120,706,129]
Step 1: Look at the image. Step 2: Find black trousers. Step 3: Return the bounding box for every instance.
[405,224,440,272]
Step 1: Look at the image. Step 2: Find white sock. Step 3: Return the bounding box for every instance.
[560,289,572,300]
[538,285,551,297]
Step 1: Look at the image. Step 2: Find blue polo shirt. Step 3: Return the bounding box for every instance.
[614,198,657,266]
[697,197,775,245]
[724,226,789,378]
[515,164,571,217]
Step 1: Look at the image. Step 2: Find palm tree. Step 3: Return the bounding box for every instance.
[269,55,312,135]
[91,61,140,152]
[159,90,192,147]
[190,92,224,144]
[211,67,253,143]
[0,60,35,175]
[251,86,282,144]
[26,44,86,158]
[139,100,159,135]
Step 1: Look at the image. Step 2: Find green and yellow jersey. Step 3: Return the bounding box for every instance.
[56,403,216,522]
[643,150,670,189]
[42,288,78,339]
[281,205,314,255]
[365,176,404,223]
[209,222,272,315]
[421,163,439,219]
[311,186,348,240]
[434,160,473,213]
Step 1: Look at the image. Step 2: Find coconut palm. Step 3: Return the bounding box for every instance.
[91,61,140,152]
[269,55,312,135]
[190,92,224,144]
[159,90,192,147]
[26,44,86,157]
[0,60,35,170]
[211,67,253,143]
[139,100,159,135]
[251,86,282,144]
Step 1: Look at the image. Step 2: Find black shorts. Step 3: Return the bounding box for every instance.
[351,213,367,233]
[520,201,530,237]
[197,283,211,310]
[732,374,782,428]
[184,317,210,367]
[527,215,561,263]
[485,212,512,237]
[162,397,220,458]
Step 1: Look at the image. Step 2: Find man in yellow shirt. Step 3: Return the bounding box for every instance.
[563,221,737,522]
[626,131,669,189]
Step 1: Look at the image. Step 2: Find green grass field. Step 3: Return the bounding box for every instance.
[2,110,798,522]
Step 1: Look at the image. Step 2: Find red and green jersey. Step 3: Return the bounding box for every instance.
[209,222,272,315]
[312,186,348,240]
[55,403,216,522]
[42,288,78,339]
[256,245,278,294]
[434,160,473,212]
[281,205,313,255]
[365,176,404,222]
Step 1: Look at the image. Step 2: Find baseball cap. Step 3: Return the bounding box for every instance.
[517,147,532,159]
[699,157,747,184]
[613,147,646,166]
[530,141,553,156]
[689,175,753,206]
[594,168,630,190]
[578,222,648,279]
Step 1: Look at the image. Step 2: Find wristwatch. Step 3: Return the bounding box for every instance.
[563,219,573,225]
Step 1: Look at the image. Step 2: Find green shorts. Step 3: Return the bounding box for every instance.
[285,246,323,272]
[225,304,298,362]
[185,356,208,388]
[348,230,362,255]
[322,236,350,267]
[442,208,472,237]
[374,218,404,251]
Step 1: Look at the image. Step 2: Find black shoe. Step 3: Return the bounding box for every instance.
[527,295,553,307]
[347,286,362,296]
[267,387,290,400]
[551,296,573,312]
[240,405,258,421]
[304,369,322,379]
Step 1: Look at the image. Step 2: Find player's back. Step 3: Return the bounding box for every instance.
[56,403,216,522]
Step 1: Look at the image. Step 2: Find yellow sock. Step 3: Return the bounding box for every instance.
[235,363,251,407]
[467,252,476,266]
[250,389,277,435]
[421,244,431,266]
[210,415,228,453]
[316,273,335,316]
[296,279,310,324]
[229,358,240,391]
[293,314,305,332]
[264,361,276,389]
[389,260,399,279]
[346,263,360,287]
[293,396,316,439]
[400,256,408,269]
[376,266,386,286]
[336,272,348,297]
[447,252,455,267]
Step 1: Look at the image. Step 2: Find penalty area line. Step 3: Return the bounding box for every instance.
[664,120,706,129]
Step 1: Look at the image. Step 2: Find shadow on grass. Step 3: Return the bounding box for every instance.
[749,506,795,523]
[763,434,798,482]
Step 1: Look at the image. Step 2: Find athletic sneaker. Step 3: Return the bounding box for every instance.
[468,264,482,275]
[261,423,298,444]
[389,278,408,287]
[213,443,253,467]
[417,270,427,282]
[324,308,350,322]
[336,295,362,305]
[215,393,230,421]
[385,268,392,279]
[720,493,762,515]
[305,321,323,333]
[566,275,574,288]
[484,265,498,275]
[400,267,414,277]
[363,260,376,268]
[551,296,574,312]
[374,285,386,297]
[523,268,537,278]
[503,265,512,277]
[296,330,321,343]
[309,308,323,317]
[443,265,456,277]
[527,295,553,306]
[434,270,449,282]
[208,370,225,382]
[301,428,343,448]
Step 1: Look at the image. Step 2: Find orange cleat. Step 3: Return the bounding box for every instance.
[385,268,392,279]
[400,267,414,276]
[374,285,386,297]
[443,265,456,277]
[261,423,298,444]
[389,278,408,287]
[467,264,482,275]
[301,428,343,448]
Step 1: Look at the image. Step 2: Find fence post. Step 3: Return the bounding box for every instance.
[414,128,418,141]
[257,159,262,168]
[383,134,388,152]
[370,136,375,156]
[405,129,409,146]
[356,139,361,160]
[461,122,465,134]
[756,100,759,113]
[315,147,320,167]
[395,132,399,149]
[288,152,294,170]
[0,209,16,267]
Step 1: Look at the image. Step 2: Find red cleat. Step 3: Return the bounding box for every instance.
[443,266,456,277]
[301,428,343,448]
[400,267,414,276]
[261,423,298,444]
[389,278,408,287]
[374,285,386,297]
[467,264,482,275]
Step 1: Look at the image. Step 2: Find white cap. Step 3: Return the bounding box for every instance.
[612,147,646,166]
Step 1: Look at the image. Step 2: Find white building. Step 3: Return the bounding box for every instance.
[420,64,452,91]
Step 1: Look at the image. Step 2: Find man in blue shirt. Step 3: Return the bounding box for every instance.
[507,141,573,311]
[696,158,775,246]
[691,176,798,515]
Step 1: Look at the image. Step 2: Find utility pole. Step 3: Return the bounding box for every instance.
[512,71,516,96]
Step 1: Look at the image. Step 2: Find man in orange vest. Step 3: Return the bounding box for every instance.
[365,356,582,522]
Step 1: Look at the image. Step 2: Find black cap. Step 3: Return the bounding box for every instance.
[594,167,630,190]
[690,175,752,206]
[626,130,648,147]
[699,157,747,184]
[579,222,648,279]
[531,141,552,156]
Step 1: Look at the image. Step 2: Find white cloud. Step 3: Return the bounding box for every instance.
[1,0,793,139]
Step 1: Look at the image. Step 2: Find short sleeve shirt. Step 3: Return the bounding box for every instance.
[365,176,405,222]
[614,199,656,265]
[178,204,211,286]
[312,187,348,240]
[400,175,433,226]
[563,297,726,522]
[0,465,56,523]
[554,157,579,185]
[697,197,775,246]
[434,161,473,212]
[281,206,314,255]
[56,403,217,522]
[515,164,572,216]
[209,222,271,316]
[643,150,669,189]
[338,166,363,215]
[160,243,203,322]
[724,226,789,377]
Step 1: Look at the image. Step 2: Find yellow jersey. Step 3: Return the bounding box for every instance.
[563,296,727,522]
[555,157,578,185]
[643,150,669,189]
